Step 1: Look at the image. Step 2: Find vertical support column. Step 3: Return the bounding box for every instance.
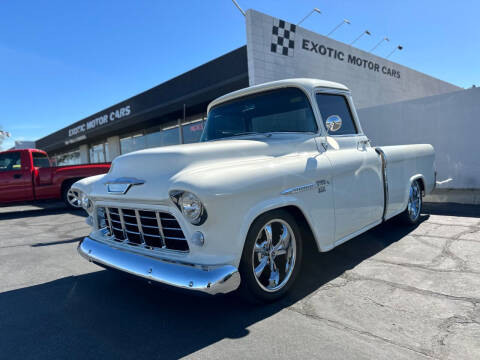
[79,144,89,164]
[178,118,183,144]
[178,104,185,144]
[106,135,121,161]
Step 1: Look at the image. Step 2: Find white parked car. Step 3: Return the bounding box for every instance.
[74,78,435,302]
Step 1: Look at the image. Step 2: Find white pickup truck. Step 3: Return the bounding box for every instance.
[74,78,436,302]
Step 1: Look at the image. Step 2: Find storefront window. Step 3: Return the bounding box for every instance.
[121,127,182,153]
[89,143,106,163]
[54,149,81,166]
[182,120,204,144]
[120,133,146,154]
[162,127,180,146]
[145,131,163,148]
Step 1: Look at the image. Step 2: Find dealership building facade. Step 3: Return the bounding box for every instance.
[36,9,478,195]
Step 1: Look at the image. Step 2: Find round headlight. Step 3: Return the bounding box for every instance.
[179,192,203,224]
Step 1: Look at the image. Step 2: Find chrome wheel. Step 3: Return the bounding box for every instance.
[67,188,82,208]
[407,181,422,221]
[252,219,296,293]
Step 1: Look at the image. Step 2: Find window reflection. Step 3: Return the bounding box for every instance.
[89,143,107,163]
[53,149,81,166]
[182,121,204,144]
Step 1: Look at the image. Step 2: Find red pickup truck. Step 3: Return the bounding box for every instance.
[0,149,110,209]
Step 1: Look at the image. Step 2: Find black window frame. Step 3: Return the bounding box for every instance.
[315,92,359,136]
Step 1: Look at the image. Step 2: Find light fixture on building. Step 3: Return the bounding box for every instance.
[386,45,403,59]
[327,19,351,37]
[297,8,322,25]
[370,37,390,52]
[231,0,246,16]
[350,30,371,45]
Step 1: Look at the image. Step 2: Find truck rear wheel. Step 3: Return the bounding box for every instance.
[399,179,423,225]
[62,180,82,209]
[238,209,303,303]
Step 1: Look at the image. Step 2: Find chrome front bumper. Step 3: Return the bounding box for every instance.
[78,237,240,295]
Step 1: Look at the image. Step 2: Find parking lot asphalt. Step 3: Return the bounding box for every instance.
[0,202,479,359]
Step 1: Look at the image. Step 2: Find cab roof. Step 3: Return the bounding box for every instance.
[207,78,350,112]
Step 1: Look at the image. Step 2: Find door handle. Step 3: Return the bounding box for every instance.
[13,174,22,179]
[357,139,370,151]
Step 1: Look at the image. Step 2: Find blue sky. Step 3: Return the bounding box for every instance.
[1,0,478,150]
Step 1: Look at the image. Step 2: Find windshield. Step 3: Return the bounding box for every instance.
[201,87,318,141]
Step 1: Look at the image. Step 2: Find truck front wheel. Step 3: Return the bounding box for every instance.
[239,209,303,302]
[62,180,82,209]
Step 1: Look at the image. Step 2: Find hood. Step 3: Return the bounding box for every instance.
[88,134,317,202]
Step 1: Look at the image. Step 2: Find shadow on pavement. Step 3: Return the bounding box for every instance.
[31,237,84,247]
[0,214,428,360]
[0,204,85,220]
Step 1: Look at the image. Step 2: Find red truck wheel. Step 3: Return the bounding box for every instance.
[62,181,82,209]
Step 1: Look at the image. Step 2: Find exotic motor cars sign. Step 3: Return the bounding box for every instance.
[300,39,400,79]
[68,105,132,137]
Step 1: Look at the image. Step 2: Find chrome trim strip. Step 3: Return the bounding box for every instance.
[105,177,146,194]
[105,207,113,236]
[155,212,166,248]
[118,208,129,242]
[104,177,146,185]
[98,204,188,252]
[135,209,146,245]
[78,237,240,295]
[97,235,188,256]
[375,148,389,222]
[281,183,316,195]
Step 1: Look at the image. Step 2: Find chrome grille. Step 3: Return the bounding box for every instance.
[103,207,189,252]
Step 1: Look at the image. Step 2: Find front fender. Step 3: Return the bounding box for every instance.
[237,195,332,257]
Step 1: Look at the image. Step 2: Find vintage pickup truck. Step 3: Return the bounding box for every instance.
[74,79,435,302]
[0,149,110,209]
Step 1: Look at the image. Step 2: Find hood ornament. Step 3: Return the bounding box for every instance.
[105,177,145,194]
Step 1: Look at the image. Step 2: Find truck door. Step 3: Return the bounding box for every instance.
[32,151,56,200]
[0,151,33,203]
[315,92,384,243]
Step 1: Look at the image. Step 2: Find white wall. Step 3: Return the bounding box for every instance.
[358,87,480,189]
[246,10,461,110]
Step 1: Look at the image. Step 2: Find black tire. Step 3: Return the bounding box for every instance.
[238,209,303,303]
[62,180,82,209]
[399,179,423,225]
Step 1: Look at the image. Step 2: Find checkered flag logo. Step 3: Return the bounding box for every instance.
[271,19,296,56]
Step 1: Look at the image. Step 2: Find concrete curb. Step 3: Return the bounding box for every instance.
[425,189,480,205]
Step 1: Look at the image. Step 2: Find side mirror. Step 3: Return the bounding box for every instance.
[325,115,342,133]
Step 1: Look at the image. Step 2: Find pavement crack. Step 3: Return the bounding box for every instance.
[342,271,480,306]
[288,304,435,358]
[367,257,479,275]
[432,315,480,358]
